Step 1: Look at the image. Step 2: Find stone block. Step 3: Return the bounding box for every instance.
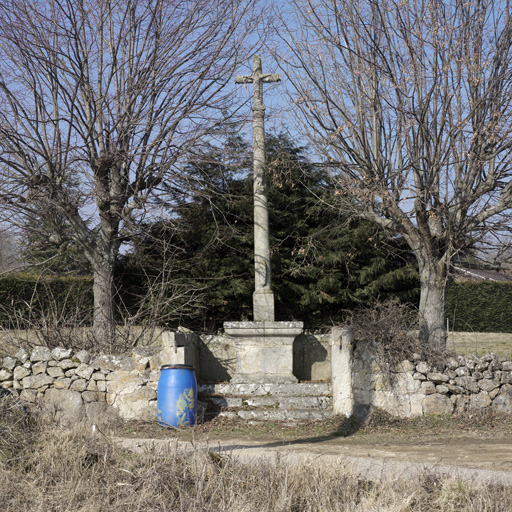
[423,394,454,415]
[87,380,98,391]
[2,356,17,371]
[445,357,459,370]
[427,372,449,384]
[421,381,436,395]
[502,361,512,371]
[43,389,84,424]
[97,380,107,392]
[31,362,47,375]
[47,366,65,378]
[20,389,37,402]
[416,362,431,374]
[22,374,53,389]
[70,379,87,392]
[91,371,106,381]
[455,376,479,393]
[413,372,426,381]
[53,378,71,390]
[435,385,449,394]
[51,347,73,361]
[76,363,94,380]
[13,366,31,380]
[0,369,13,381]
[15,348,29,363]
[478,379,499,392]
[65,369,76,377]
[30,346,52,362]
[59,359,79,370]
[75,350,91,364]
[455,366,470,377]
[489,387,500,400]
[470,391,492,409]
[92,354,136,372]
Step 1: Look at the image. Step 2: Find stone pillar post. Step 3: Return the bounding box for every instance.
[331,326,355,417]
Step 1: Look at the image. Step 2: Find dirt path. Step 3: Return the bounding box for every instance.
[115,433,512,486]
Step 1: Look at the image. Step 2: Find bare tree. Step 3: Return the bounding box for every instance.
[0,0,261,345]
[277,0,512,348]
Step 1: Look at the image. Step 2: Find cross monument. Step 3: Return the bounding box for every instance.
[224,55,303,383]
[235,55,280,321]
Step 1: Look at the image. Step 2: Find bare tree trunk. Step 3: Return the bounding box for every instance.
[417,258,447,351]
[91,254,115,349]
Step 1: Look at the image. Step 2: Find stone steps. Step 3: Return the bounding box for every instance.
[198,382,333,423]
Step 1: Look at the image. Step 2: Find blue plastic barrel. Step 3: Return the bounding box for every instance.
[157,364,197,427]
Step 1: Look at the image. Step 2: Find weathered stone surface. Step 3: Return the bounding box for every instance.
[30,346,52,362]
[53,378,71,390]
[502,371,512,384]
[472,371,484,381]
[2,356,17,371]
[420,381,436,395]
[43,389,84,424]
[82,391,102,402]
[470,391,492,409]
[416,362,431,374]
[435,385,449,394]
[445,357,459,370]
[395,360,414,373]
[478,379,499,392]
[489,359,502,371]
[482,353,497,362]
[107,370,145,395]
[86,380,98,391]
[92,354,137,372]
[47,366,65,378]
[20,389,37,402]
[31,362,47,375]
[455,366,470,377]
[489,387,500,400]
[75,350,91,364]
[22,374,53,389]
[455,376,480,393]
[446,384,463,394]
[75,363,94,380]
[482,370,493,380]
[493,385,512,413]
[15,348,29,363]
[51,347,73,361]
[91,371,106,381]
[422,394,454,415]
[0,369,13,381]
[446,370,457,380]
[64,369,76,378]
[70,379,87,392]
[427,372,449,384]
[413,372,426,381]
[97,380,107,392]
[59,359,79,370]
[502,361,512,371]
[475,362,489,372]
[452,395,469,416]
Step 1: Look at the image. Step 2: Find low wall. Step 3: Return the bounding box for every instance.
[2,330,512,423]
[351,341,512,417]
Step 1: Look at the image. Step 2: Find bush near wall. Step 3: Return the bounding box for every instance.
[0,274,93,327]
[446,281,512,333]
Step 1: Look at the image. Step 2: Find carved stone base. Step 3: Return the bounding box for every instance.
[223,321,303,383]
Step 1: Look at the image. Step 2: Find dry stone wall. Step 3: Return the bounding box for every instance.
[352,342,512,417]
[0,345,165,424]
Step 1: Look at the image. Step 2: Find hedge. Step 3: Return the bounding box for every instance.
[446,281,512,333]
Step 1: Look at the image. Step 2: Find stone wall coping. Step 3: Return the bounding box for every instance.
[223,321,303,337]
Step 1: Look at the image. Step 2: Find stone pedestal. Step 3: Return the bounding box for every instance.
[223,321,303,383]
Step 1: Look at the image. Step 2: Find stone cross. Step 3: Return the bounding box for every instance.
[235,55,281,322]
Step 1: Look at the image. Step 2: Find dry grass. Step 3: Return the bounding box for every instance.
[447,331,512,358]
[2,395,512,511]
